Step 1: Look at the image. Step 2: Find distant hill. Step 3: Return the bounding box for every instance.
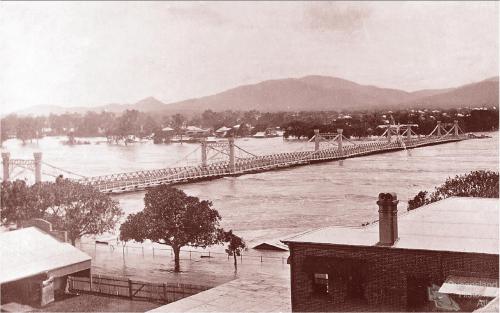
[12,75,499,116]
[166,75,498,112]
[168,76,416,112]
[403,76,499,109]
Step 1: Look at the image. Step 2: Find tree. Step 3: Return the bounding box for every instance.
[0,180,39,226]
[172,114,186,134]
[408,170,499,211]
[16,117,38,144]
[0,179,123,245]
[45,181,123,245]
[120,185,221,272]
[112,110,141,144]
[220,229,246,271]
[407,191,428,211]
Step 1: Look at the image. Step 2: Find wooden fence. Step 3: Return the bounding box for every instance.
[68,274,212,304]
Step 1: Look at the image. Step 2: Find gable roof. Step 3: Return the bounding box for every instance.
[0,227,91,284]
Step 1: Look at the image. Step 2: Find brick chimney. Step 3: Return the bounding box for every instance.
[377,192,399,246]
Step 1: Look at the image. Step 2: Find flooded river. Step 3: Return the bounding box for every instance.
[2,133,498,249]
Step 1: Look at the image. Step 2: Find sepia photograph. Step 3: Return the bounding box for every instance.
[0,2,498,312]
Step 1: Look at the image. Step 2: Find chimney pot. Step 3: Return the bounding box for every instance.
[377,192,399,246]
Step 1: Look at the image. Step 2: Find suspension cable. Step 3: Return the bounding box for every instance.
[41,161,87,178]
[170,146,201,167]
[234,145,259,157]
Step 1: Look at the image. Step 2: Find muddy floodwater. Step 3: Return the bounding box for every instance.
[2,132,498,251]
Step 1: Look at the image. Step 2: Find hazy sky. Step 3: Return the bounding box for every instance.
[1,2,498,113]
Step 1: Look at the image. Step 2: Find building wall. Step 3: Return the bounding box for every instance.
[289,243,498,312]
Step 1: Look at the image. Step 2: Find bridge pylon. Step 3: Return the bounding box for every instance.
[201,138,208,167]
[337,129,343,156]
[1,152,42,183]
[228,137,235,173]
[428,120,462,138]
[2,152,10,182]
[314,129,320,151]
[34,152,42,183]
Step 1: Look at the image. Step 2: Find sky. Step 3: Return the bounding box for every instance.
[0,1,498,113]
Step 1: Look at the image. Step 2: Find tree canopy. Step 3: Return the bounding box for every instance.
[120,185,222,272]
[1,179,123,245]
[220,229,246,270]
[408,170,499,211]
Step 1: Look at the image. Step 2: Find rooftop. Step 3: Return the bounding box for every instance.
[282,197,499,255]
[0,227,91,284]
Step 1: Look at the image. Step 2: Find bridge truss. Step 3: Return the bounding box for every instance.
[1,120,470,193]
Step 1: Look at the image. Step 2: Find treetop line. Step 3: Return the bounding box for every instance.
[1,107,497,144]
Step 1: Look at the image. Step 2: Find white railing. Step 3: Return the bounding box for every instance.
[85,135,466,193]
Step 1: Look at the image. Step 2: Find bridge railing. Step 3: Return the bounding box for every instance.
[82,134,467,192]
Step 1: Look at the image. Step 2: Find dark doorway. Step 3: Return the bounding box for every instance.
[407,275,430,311]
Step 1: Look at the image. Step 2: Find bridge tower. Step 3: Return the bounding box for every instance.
[228,137,235,173]
[314,129,320,151]
[337,129,343,155]
[201,138,208,167]
[2,152,10,182]
[407,125,412,140]
[387,126,392,143]
[1,152,42,183]
[437,121,442,136]
[34,152,42,183]
[454,120,459,136]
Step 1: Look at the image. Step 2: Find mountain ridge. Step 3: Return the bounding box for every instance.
[11,75,499,116]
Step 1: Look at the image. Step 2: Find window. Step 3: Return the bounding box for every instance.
[313,273,329,295]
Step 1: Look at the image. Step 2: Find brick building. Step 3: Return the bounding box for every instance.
[282,195,499,312]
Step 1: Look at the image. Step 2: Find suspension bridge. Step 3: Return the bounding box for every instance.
[1,120,476,194]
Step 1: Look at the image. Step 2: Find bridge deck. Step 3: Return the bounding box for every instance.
[78,135,467,193]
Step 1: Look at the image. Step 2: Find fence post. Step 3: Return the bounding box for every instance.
[142,246,144,257]
[152,247,155,258]
[128,279,133,299]
[260,255,263,263]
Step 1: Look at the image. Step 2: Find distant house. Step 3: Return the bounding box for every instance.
[282,196,498,312]
[253,241,288,251]
[253,127,280,138]
[183,126,211,137]
[0,227,91,308]
[215,126,232,137]
[160,126,175,135]
[41,127,52,135]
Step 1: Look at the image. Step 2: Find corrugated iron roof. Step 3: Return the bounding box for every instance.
[0,227,91,284]
[282,197,499,255]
